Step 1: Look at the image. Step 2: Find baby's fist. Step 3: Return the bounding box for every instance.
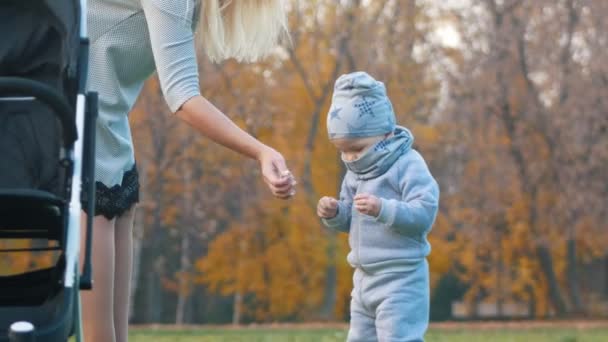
[317,196,339,219]
[354,193,381,217]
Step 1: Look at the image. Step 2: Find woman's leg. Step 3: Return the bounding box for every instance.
[113,204,136,342]
[80,212,117,342]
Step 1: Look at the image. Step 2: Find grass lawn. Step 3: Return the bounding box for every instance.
[126,322,608,342]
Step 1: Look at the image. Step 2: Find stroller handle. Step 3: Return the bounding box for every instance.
[0,77,77,147]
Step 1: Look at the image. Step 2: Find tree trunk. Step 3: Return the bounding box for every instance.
[176,232,191,324]
[525,284,536,318]
[494,28,568,316]
[319,231,337,320]
[176,166,194,324]
[232,291,242,325]
[496,231,504,317]
[566,237,584,315]
[536,244,567,316]
[498,93,568,316]
[145,174,165,323]
[232,212,247,326]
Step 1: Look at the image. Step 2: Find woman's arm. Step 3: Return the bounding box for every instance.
[177,96,264,160]
[177,95,295,199]
[141,0,295,199]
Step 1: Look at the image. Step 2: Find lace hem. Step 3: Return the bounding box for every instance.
[82,165,139,220]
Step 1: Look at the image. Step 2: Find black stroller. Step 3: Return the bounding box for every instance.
[0,0,97,341]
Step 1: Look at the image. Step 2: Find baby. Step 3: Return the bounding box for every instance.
[318,72,440,342]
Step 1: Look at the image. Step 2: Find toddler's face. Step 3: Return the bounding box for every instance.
[331,135,386,162]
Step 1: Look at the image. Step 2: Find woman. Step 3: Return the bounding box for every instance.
[81,1,296,341]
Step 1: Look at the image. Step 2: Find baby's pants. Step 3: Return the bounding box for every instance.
[347,260,429,342]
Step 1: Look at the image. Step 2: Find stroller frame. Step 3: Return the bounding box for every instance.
[0,0,96,340]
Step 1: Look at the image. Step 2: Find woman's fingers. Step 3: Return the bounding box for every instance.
[259,148,296,199]
[269,176,295,197]
[273,179,294,192]
[268,159,292,187]
[272,183,293,197]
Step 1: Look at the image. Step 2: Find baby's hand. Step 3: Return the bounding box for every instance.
[317,196,339,219]
[354,194,381,217]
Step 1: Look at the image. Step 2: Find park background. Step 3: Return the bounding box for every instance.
[129,0,608,325]
[5,0,608,340]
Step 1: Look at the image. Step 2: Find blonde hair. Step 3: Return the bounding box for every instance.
[200,0,288,63]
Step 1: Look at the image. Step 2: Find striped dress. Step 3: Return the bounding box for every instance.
[87,0,201,188]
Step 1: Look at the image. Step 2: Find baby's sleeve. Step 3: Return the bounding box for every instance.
[141,0,201,113]
[375,150,439,236]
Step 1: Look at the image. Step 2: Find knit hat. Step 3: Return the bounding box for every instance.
[327,71,396,140]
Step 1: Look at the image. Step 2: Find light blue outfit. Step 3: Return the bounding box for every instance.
[322,72,440,342]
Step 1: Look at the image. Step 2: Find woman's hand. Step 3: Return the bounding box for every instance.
[257,146,296,199]
[177,96,296,199]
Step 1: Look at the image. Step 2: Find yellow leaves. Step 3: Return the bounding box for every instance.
[196,225,246,295]
[462,157,490,183]
[452,206,480,226]
[510,221,530,248]
[525,131,552,162]
[576,217,605,262]
[410,124,442,148]
[162,271,195,297]
[506,197,530,227]
[197,200,340,319]
[497,133,512,147]
[0,240,58,276]
[428,214,458,290]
